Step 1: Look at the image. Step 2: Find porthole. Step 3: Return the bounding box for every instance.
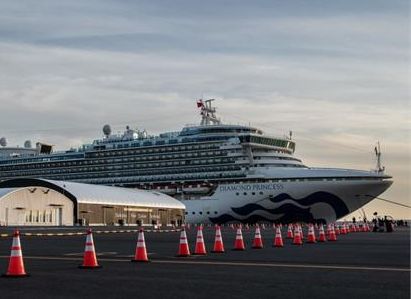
[214,211,218,214]
[243,192,247,195]
[252,192,256,196]
[259,192,264,195]
[185,212,188,215]
[236,192,239,196]
[192,212,195,215]
[199,212,203,215]
[206,211,210,215]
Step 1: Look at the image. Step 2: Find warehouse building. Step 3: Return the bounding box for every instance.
[0,178,185,226]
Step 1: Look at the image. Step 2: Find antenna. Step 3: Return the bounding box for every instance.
[374,141,385,173]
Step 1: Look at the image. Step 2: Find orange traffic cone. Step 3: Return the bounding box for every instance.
[318,225,326,242]
[328,225,337,241]
[252,226,263,249]
[299,224,304,240]
[233,227,245,250]
[194,226,207,255]
[306,224,316,243]
[79,229,101,269]
[2,230,29,278]
[131,229,149,262]
[176,228,191,257]
[211,225,225,253]
[273,226,284,247]
[340,223,347,234]
[286,225,294,239]
[293,226,303,245]
[335,225,340,235]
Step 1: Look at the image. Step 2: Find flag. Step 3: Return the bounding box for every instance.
[197,100,204,108]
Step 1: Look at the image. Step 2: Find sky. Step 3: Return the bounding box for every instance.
[0,0,410,219]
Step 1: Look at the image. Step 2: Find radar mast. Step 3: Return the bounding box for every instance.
[197,99,221,126]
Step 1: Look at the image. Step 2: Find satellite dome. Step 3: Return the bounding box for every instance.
[24,140,32,148]
[0,137,7,147]
[102,124,112,137]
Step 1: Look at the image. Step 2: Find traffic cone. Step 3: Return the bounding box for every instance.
[131,229,149,262]
[211,225,225,253]
[340,223,347,235]
[345,223,350,234]
[328,225,337,241]
[335,225,340,235]
[286,225,294,239]
[299,224,304,240]
[306,224,316,243]
[194,226,207,255]
[2,230,29,278]
[233,227,245,250]
[252,226,263,249]
[273,226,284,247]
[293,226,303,245]
[318,225,326,242]
[176,228,191,257]
[79,229,101,269]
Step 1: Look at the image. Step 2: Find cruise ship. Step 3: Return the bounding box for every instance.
[0,100,393,223]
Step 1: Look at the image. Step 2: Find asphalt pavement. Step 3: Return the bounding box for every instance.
[0,226,409,299]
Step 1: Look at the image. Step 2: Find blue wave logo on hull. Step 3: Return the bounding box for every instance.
[209,191,349,224]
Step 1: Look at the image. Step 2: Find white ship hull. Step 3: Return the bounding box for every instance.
[183,169,393,224]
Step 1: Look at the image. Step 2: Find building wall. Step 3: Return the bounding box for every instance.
[78,203,184,226]
[0,188,74,226]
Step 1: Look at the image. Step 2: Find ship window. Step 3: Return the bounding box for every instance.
[252,192,255,196]
[243,192,247,195]
[259,192,264,195]
[236,192,239,196]
[192,212,195,215]
[214,211,218,214]
[206,211,210,215]
[199,212,203,215]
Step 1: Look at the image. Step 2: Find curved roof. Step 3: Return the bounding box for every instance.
[0,178,185,210]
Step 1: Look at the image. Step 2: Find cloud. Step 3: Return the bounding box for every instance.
[0,0,409,218]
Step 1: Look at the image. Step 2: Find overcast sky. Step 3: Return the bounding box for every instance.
[0,0,409,218]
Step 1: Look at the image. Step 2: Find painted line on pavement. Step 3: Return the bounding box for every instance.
[0,255,408,272]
